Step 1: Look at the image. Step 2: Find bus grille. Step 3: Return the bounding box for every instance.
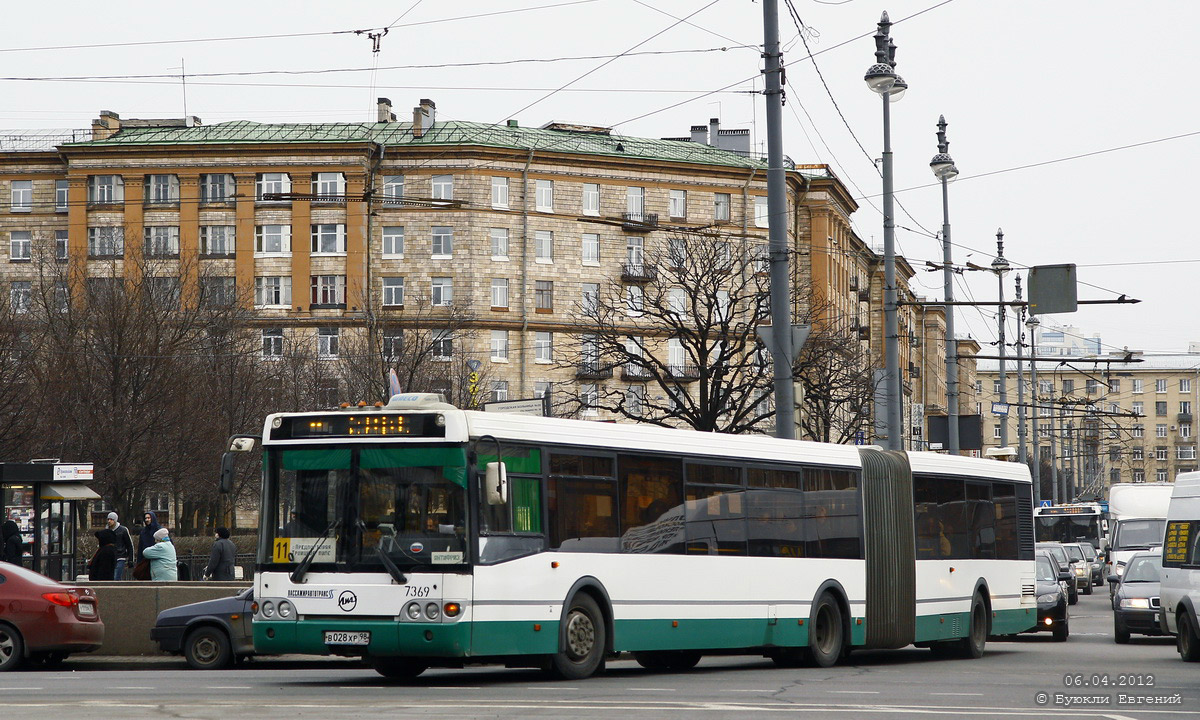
[1022,583,1036,599]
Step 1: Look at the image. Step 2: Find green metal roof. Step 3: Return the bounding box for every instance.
[63,119,775,170]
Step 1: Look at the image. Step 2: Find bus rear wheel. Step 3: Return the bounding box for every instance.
[809,594,844,668]
[946,596,987,659]
[372,657,428,679]
[634,650,701,672]
[549,594,606,680]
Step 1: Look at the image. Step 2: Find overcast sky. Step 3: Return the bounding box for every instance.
[3,0,1195,355]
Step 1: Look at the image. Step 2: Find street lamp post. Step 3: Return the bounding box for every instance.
[864,11,907,451]
[1028,314,1042,504]
[993,230,1011,448]
[929,116,959,454]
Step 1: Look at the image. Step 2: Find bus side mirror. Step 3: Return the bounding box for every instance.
[486,462,508,505]
[219,452,236,494]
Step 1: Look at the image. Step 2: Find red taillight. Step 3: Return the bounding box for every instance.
[42,591,80,607]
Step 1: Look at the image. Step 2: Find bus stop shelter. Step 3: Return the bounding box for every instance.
[1,462,100,581]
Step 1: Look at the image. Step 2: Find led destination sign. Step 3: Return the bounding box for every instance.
[271,413,446,440]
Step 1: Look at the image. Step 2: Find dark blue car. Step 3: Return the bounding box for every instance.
[150,588,255,669]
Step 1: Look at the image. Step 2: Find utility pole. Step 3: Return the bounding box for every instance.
[993,229,1010,448]
[1015,275,1027,464]
[761,0,795,439]
[1050,386,1060,503]
[929,116,959,454]
[1028,314,1042,504]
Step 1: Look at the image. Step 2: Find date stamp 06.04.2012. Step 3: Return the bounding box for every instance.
[1033,674,1183,707]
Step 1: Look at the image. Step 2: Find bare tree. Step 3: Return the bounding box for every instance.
[559,229,779,433]
[795,319,878,443]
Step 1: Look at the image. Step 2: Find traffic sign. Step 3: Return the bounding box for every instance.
[466,359,482,371]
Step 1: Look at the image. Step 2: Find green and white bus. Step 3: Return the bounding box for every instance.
[234,394,1036,679]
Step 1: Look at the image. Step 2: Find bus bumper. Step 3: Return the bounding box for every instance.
[254,618,471,658]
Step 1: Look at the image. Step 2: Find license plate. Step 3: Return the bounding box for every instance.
[78,602,95,617]
[324,631,370,646]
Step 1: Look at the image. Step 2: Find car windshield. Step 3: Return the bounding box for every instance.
[1038,545,1067,564]
[1113,519,1166,550]
[1123,556,1161,582]
[1036,556,1057,582]
[1064,545,1084,561]
[1080,544,1097,560]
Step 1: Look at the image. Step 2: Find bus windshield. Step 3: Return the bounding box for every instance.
[261,445,469,570]
[1112,519,1166,551]
[1035,513,1100,548]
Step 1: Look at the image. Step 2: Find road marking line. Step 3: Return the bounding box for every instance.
[829,690,881,694]
[721,689,770,693]
[207,686,252,690]
[630,688,677,692]
[930,692,984,696]
[523,686,579,690]
[112,687,155,690]
[2,688,43,691]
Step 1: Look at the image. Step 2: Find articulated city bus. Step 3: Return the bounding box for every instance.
[230,394,1036,679]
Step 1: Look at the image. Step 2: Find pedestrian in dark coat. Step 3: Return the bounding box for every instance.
[2,519,23,565]
[204,527,237,581]
[138,511,161,561]
[89,529,117,582]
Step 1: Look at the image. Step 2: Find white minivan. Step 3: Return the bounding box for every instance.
[1159,471,1200,661]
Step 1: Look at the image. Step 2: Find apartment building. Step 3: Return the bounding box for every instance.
[0,99,945,442]
[977,348,1200,498]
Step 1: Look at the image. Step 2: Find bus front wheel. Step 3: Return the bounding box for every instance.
[372,657,428,680]
[549,594,606,680]
[809,594,845,668]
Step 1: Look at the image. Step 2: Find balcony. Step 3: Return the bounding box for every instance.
[620,212,659,232]
[576,363,613,380]
[1180,413,1194,424]
[667,365,700,381]
[621,263,657,283]
[857,289,870,303]
[621,364,652,381]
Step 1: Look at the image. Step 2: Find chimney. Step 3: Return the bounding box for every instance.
[690,125,707,144]
[708,117,720,146]
[412,98,436,138]
[376,98,396,123]
[91,110,121,140]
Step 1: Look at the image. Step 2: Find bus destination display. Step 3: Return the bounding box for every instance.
[274,413,446,440]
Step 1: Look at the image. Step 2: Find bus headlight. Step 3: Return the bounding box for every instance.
[405,602,422,621]
[425,602,441,620]
[277,601,294,618]
[261,601,276,618]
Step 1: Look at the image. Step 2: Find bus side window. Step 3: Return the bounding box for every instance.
[913,475,941,560]
[992,483,1018,560]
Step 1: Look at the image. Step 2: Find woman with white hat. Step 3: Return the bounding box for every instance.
[141,527,178,581]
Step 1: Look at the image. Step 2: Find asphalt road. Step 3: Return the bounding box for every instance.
[2,590,1196,720]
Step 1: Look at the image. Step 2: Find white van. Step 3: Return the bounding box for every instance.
[1159,471,1200,661]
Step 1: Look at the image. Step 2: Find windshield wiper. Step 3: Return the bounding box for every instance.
[290,519,340,584]
[358,520,408,585]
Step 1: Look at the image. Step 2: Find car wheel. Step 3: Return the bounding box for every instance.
[1113,617,1130,644]
[1178,611,1200,662]
[372,657,428,679]
[808,594,845,668]
[1052,618,1069,642]
[184,626,234,670]
[1083,582,1092,596]
[1068,586,1078,606]
[0,624,24,672]
[548,594,606,680]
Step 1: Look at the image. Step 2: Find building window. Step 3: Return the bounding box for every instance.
[1156,378,1168,393]
[625,385,645,416]
[1157,469,1168,482]
[431,277,453,306]
[534,380,552,398]
[9,281,31,314]
[1133,425,1144,439]
[55,180,69,212]
[200,277,237,307]
[144,226,180,257]
[311,224,346,254]
[1178,445,1197,461]
[992,379,1002,394]
[1132,470,1145,482]
[1132,379,1144,394]
[9,231,31,261]
[1132,447,1144,460]
[490,278,508,309]
[1109,446,1121,462]
[87,175,124,204]
[87,226,124,257]
[581,282,599,314]
[317,327,339,359]
[669,287,687,319]
[382,277,405,307]
[580,383,598,416]
[669,189,686,219]
[668,236,687,268]
[255,173,291,202]
[432,330,452,360]
[200,173,233,203]
[582,183,600,216]
[432,226,453,257]
[255,225,291,255]
[146,277,181,308]
[55,230,68,261]
[625,285,644,316]
[626,186,645,220]
[1157,446,1169,460]
[380,175,405,206]
[1181,424,1192,439]
[431,175,453,202]
[491,380,509,402]
[490,228,508,259]
[1156,401,1168,416]
[261,328,284,358]
[255,276,292,307]
[535,230,553,262]
[1039,379,1053,395]
[714,192,731,222]
[1182,379,1193,393]
[144,175,180,205]
[993,424,1002,439]
[10,180,32,212]
[1156,424,1168,438]
[582,233,600,264]
[200,226,235,256]
[536,179,554,212]
[1132,401,1144,416]
[1182,401,1192,415]
[490,330,509,361]
[626,236,644,269]
[535,332,553,362]
[535,280,553,312]
[382,331,403,360]
[975,380,983,393]
[382,226,404,257]
[491,177,509,209]
[310,275,346,307]
[311,172,345,203]
[1061,379,1074,394]
[1110,379,1121,392]
[754,196,769,228]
